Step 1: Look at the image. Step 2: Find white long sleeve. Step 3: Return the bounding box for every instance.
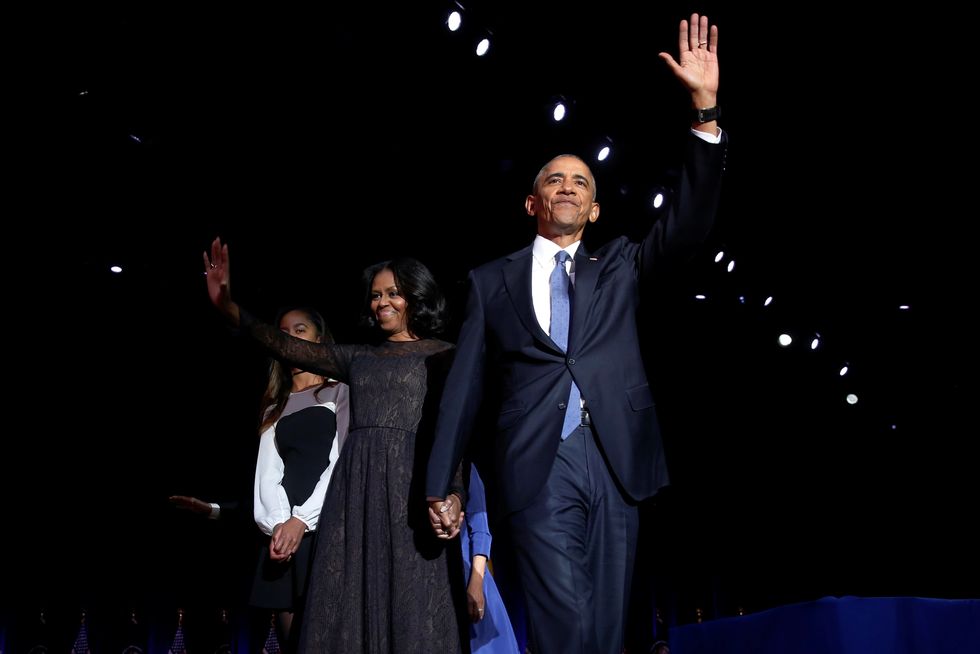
[253,425,292,536]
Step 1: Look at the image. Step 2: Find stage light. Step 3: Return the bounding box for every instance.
[447,11,462,31]
[846,393,859,405]
[763,296,773,307]
[652,192,664,209]
[778,333,792,346]
[839,365,849,376]
[553,102,566,121]
[714,250,724,263]
[726,260,735,273]
[597,146,610,161]
[475,37,490,56]
[110,265,122,274]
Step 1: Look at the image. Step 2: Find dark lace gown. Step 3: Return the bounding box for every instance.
[242,314,467,654]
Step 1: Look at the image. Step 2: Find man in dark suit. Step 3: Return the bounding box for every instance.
[427,14,726,654]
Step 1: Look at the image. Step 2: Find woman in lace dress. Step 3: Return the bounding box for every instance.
[204,238,467,654]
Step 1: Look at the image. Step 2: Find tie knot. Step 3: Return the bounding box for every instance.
[555,250,570,266]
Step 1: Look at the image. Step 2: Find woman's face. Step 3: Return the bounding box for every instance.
[370,269,413,341]
[278,310,321,343]
[279,310,321,372]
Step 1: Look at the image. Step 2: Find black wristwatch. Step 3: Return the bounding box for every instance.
[692,106,721,123]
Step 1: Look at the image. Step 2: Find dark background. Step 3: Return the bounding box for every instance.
[8,0,974,646]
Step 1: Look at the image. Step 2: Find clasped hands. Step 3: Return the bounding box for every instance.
[270,517,307,562]
[427,493,464,540]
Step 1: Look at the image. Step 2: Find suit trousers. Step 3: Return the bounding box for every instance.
[507,423,639,654]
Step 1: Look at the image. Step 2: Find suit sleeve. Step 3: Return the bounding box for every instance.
[426,271,487,499]
[638,130,727,281]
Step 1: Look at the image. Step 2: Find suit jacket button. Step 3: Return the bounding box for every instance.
[568,358,575,365]
[558,402,567,410]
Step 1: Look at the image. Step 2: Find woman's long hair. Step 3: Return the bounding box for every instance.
[259,306,335,433]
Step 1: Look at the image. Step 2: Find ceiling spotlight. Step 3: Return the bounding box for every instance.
[652,192,664,209]
[899,304,910,310]
[839,365,849,376]
[446,11,462,31]
[726,260,735,273]
[778,333,792,346]
[110,265,123,274]
[846,393,859,405]
[764,296,773,307]
[475,37,490,56]
[597,146,610,161]
[714,250,724,263]
[695,294,707,300]
[553,102,566,121]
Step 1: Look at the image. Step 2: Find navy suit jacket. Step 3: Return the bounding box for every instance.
[427,132,728,515]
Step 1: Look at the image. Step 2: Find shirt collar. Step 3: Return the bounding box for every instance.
[532,235,582,267]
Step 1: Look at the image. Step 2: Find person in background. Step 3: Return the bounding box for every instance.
[461,463,520,654]
[169,494,239,520]
[172,306,349,653]
[249,305,350,652]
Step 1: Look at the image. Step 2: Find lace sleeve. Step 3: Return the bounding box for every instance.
[241,308,350,382]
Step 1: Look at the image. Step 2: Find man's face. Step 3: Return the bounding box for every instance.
[526,155,599,239]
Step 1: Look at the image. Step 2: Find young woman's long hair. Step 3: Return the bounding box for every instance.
[259,306,335,433]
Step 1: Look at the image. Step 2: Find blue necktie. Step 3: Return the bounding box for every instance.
[550,250,582,440]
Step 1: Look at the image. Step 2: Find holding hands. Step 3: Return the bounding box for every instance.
[428,494,464,540]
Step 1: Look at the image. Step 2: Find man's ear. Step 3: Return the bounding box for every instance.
[525,194,536,216]
[589,202,600,223]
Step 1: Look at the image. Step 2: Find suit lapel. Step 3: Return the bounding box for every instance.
[502,250,560,352]
[570,247,598,350]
